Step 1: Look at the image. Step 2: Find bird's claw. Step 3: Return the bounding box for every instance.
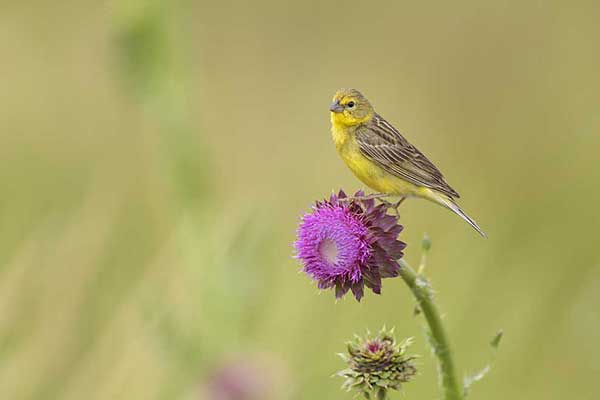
[342,193,406,217]
[341,193,389,202]
[381,197,405,217]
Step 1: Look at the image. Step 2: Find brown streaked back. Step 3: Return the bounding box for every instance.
[355,113,460,199]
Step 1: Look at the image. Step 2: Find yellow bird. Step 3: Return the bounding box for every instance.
[329,88,485,237]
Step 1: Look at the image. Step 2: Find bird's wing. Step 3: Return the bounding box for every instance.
[355,113,460,198]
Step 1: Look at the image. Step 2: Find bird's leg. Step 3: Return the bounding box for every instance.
[388,197,406,216]
[377,198,395,208]
[343,194,406,216]
[344,193,389,202]
[393,197,406,208]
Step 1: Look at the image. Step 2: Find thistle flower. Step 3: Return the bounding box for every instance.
[337,328,417,399]
[294,190,405,301]
[205,355,285,400]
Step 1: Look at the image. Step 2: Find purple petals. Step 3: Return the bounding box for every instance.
[294,190,406,301]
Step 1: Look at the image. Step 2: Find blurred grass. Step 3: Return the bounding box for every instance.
[1,1,600,399]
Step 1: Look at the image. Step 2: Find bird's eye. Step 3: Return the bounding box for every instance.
[347,101,355,108]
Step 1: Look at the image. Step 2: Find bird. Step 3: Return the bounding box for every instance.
[329,88,485,237]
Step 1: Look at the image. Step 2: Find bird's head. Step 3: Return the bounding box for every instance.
[330,88,374,127]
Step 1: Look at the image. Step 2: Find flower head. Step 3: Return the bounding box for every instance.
[337,328,417,398]
[294,190,405,301]
[208,361,266,400]
[205,355,285,400]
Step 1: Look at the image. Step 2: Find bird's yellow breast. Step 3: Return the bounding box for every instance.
[331,119,422,196]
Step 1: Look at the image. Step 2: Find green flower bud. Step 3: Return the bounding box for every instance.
[421,234,432,252]
[337,328,417,398]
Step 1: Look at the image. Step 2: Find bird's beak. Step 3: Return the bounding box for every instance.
[329,100,344,113]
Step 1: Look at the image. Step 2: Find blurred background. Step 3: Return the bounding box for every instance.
[1,1,599,399]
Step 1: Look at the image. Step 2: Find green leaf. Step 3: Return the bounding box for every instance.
[490,330,503,350]
[464,365,491,397]
[463,329,504,396]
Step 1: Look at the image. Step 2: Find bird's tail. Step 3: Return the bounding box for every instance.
[428,192,486,237]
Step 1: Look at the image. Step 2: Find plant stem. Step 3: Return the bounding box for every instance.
[398,259,463,400]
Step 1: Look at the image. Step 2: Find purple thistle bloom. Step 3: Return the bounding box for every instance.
[294,190,406,301]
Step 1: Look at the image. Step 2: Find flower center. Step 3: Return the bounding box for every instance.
[318,238,338,265]
[367,341,383,353]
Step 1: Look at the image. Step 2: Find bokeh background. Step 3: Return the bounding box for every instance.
[1,1,599,399]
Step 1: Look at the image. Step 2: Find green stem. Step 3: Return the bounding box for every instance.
[398,259,463,400]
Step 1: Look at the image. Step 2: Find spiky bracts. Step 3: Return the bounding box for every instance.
[337,328,417,399]
[294,190,405,301]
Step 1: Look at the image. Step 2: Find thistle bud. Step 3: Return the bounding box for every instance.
[337,328,417,398]
[421,234,431,252]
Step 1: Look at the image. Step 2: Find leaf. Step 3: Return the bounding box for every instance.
[463,365,491,396]
[463,329,504,397]
[490,330,503,350]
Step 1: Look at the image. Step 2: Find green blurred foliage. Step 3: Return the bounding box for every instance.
[1,1,599,399]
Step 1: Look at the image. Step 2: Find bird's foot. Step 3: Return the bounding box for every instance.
[341,193,406,216]
[343,193,389,202]
[380,197,406,216]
